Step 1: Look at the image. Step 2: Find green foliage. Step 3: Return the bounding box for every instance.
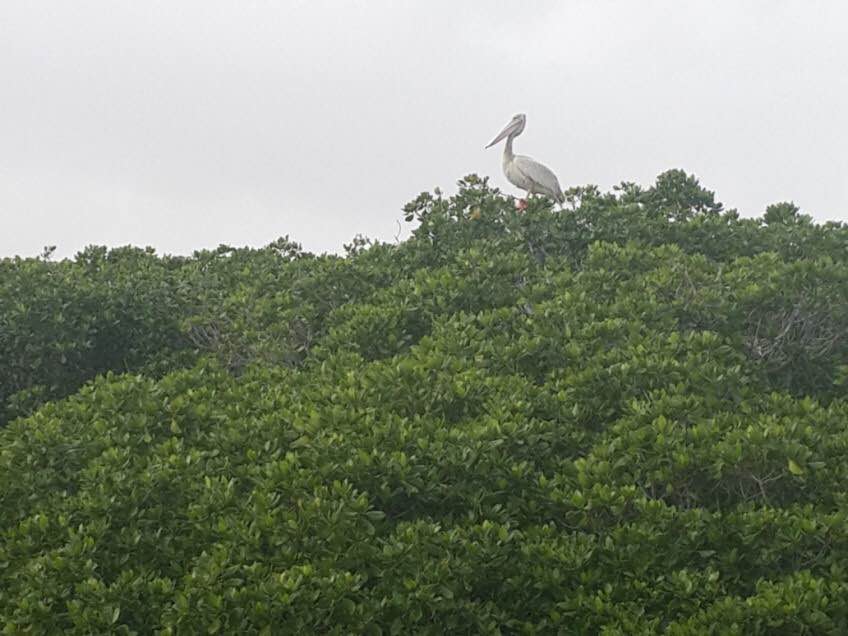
[2,170,848,632]
[0,246,194,423]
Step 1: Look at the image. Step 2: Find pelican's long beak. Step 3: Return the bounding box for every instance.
[485,120,519,148]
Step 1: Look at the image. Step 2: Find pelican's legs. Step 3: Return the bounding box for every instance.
[516,192,531,211]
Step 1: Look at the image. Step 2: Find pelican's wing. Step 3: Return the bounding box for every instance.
[513,155,564,203]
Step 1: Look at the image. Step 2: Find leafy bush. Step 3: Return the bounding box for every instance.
[2,170,848,632]
[0,246,194,423]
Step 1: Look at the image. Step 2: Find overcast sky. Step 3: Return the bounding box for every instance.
[2,1,847,258]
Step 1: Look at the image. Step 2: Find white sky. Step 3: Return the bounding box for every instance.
[1,1,847,258]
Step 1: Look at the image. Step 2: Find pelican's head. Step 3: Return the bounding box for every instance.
[485,113,526,148]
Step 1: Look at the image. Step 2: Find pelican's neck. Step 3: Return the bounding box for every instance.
[503,134,516,164]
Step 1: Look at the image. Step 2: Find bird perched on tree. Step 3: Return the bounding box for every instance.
[485,113,564,210]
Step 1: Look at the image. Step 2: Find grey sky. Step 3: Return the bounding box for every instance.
[2,1,847,258]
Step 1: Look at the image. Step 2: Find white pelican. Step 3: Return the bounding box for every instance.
[485,113,564,209]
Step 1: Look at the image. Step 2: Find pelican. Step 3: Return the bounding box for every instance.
[485,113,564,209]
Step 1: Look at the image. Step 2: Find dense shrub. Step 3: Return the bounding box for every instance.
[2,170,847,632]
[0,246,194,423]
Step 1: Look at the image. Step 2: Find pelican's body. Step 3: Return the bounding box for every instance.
[486,114,564,205]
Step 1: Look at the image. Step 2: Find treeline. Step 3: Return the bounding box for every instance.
[2,170,848,632]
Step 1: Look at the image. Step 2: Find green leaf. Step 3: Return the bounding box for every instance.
[788,459,805,475]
